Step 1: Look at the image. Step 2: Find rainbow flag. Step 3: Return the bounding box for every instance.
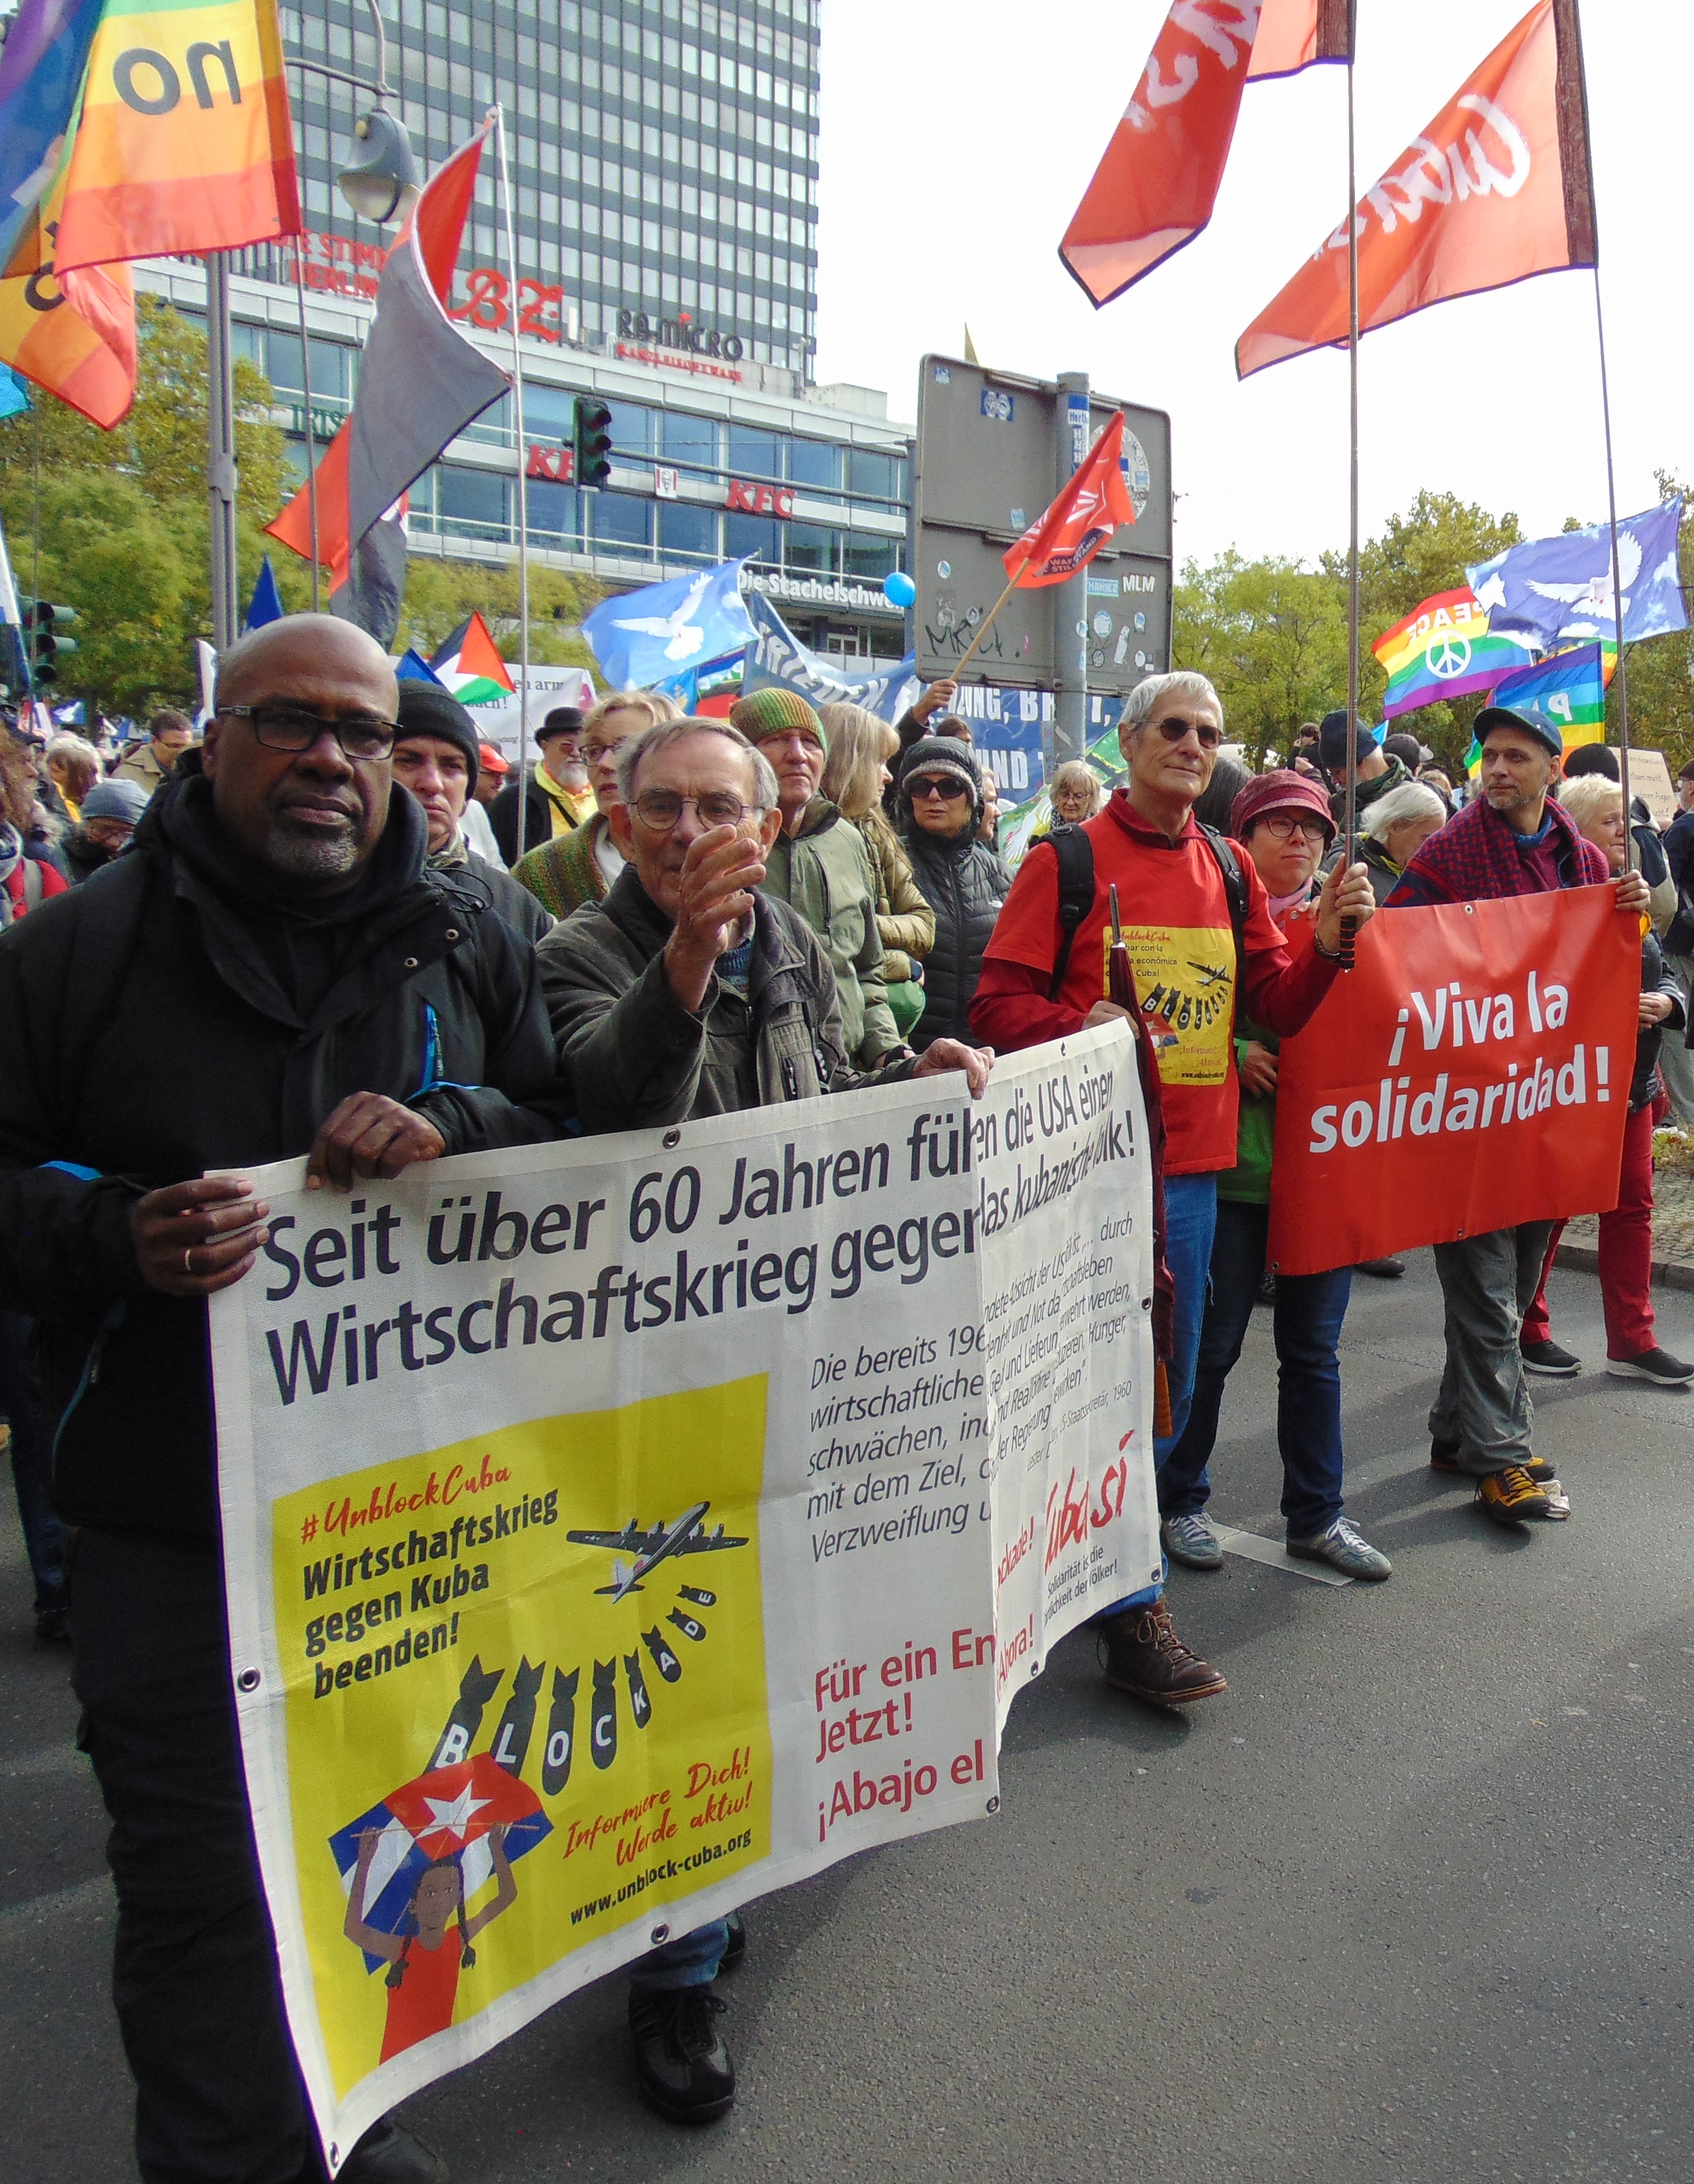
[0,152,135,427]
[1372,586,1535,720]
[51,0,299,274]
[1464,640,1617,773]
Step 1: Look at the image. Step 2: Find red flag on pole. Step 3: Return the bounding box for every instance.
[267,125,500,584]
[1059,0,1354,309]
[1003,413,1135,587]
[1236,0,1596,378]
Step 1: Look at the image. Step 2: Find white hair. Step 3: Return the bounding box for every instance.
[1362,780,1449,842]
[614,718,779,811]
[1122,671,1222,733]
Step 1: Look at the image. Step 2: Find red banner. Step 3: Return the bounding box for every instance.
[1237,0,1596,378]
[1003,413,1134,588]
[1267,890,1638,1276]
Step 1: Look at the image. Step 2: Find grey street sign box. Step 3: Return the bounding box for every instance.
[910,356,1173,695]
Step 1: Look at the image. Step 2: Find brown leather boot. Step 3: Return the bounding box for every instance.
[1097,1603,1227,1704]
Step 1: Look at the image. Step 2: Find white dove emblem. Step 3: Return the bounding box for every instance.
[1526,528,1642,616]
[611,570,714,662]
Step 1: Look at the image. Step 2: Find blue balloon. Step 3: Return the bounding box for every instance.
[883,570,916,609]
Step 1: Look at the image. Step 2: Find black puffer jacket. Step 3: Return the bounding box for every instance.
[0,772,575,1541]
[896,738,1012,1051]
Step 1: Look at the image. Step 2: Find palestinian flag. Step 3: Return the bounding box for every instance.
[431,611,515,707]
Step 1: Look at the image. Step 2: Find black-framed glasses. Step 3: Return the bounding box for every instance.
[909,776,969,801]
[630,788,763,832]
[1256,811,1329,843]
[217,705,397,761]
[1148,715,1222,751]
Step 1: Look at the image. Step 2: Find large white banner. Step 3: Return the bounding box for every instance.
[211,1030,1152,2169]
[975,1023,1160,1720]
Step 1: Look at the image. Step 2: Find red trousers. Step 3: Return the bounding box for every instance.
[1522,1099,1656,1360]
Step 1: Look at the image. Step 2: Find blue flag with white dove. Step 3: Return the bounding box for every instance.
[581,558,754,691]
[1467,502,1687,651]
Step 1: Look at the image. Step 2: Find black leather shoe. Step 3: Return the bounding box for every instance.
[338,2119,448,2183]
[630,1985,736,2123]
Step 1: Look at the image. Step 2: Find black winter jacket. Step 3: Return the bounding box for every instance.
[902,828,1012,1048]
[0,775,575,1541]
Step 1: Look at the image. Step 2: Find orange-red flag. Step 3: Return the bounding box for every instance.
[1060,0,1354,309]
[1003,413,1135,588]
[1237,0,1596,377]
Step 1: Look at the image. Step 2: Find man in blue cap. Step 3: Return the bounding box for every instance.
[1384,703,1651,1526]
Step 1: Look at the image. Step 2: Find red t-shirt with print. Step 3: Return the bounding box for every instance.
[976,792,1341,1175]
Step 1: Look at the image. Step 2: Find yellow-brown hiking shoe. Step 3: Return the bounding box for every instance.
[1477,1465,1552,1525]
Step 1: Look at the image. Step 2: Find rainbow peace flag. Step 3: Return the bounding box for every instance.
[1463,640,1617,773]
[0,149,135,427]
[51,0,299,274]
[1373,586,1535,720]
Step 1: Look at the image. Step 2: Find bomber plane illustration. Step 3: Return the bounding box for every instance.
[566,1502,748,1601]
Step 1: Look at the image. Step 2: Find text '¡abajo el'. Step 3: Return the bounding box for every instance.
[1305,970,1616,1153]
[257,1112,983,1409]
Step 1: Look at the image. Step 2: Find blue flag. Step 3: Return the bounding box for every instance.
[0,0,107,273]
[394,647,446,685]
[0,366,29,422]
[740,589,914,724]
[1468,502,1687,651]
[243,556,285,632]
[582,558,755,691]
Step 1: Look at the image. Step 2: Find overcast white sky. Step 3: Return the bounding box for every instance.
[813,0,1693,573]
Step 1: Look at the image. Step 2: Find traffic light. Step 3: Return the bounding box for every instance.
[574,398,613,489]
[20,599,78,686]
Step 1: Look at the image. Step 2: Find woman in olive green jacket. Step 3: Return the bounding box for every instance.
[820,703,934,1040]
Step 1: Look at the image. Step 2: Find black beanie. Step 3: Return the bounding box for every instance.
[396,682,482,791]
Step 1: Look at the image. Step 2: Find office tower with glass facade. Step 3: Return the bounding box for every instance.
[133,0,913,657]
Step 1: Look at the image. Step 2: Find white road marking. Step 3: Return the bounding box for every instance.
[1213,1525,1354,1587]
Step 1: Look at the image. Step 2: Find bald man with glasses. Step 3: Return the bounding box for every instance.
[0,615,573,2184]
[972,672,1375,1710]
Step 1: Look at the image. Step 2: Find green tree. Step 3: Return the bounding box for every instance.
[1173,551,1348,765]
[396,556,602,675]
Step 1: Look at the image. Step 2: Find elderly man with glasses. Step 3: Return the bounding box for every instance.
[0,615,573,2184]
[972,672,1376,1707]
[536,714,991,2124]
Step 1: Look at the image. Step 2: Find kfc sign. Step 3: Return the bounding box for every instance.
[727,478,794,520]
[526,444,576,482]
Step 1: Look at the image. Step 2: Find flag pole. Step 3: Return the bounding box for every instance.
[950,558,1029,683]
[494,104,532,861]
[1341,3,1360,970]
[293,247,322,612]
[1591,267,1633,862]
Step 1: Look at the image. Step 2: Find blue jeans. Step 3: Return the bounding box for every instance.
[1113,1172,1219,1615]
[1161,1198,1352,1538]
[629,1920,729,1993]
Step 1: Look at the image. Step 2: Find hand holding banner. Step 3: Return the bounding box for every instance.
[1267,890,1639,1276]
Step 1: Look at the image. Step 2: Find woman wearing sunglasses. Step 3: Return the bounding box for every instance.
[895,736,1012,1052]
[973,672,1376,1709]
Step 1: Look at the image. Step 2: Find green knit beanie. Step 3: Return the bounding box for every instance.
[729,685,828,751]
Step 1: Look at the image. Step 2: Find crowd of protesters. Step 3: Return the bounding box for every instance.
[0,627,1688,2183]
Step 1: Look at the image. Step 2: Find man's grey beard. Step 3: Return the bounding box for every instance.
[263,815,363,878]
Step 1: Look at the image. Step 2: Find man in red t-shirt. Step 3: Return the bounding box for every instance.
[972,672,1375,1707]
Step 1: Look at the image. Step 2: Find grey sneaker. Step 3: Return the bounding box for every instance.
[1160,1511,1225,1570]
[1286,1515,1392,1581]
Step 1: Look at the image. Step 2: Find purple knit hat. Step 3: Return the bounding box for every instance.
[1229,768,1335,845]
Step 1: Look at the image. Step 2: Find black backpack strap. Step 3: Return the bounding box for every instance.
[1044,823,1096,1001]
[1196,823,1248,968]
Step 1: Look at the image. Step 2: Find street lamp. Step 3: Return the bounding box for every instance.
[336,106,418,224]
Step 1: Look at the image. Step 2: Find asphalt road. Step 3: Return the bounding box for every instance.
[6,1249,1694,2184]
